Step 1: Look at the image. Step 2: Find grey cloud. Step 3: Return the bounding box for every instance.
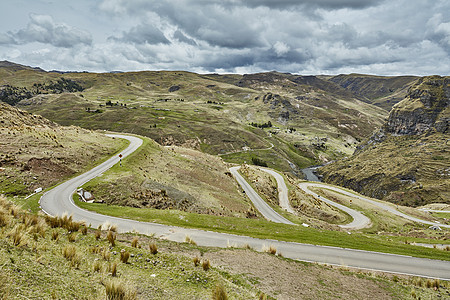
[6,14,92,47]
[173,30,197,45]
[220,0,385,10]
[110,23,170,45]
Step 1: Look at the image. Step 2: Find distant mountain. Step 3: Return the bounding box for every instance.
[320,76,449,206]
[0,60,45,72]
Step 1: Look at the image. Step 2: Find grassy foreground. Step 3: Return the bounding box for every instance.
[4,196,448,299]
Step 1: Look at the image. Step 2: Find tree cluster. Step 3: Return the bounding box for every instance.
[249,121,272,129]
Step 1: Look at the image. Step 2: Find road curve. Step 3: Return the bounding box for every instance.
[258,167,296,214]
[229,166,295,225]
[39,134,450,280]
[300,182,450,229]
[299,182,372,230]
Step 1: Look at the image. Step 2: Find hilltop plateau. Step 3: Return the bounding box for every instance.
[320,76,449,207]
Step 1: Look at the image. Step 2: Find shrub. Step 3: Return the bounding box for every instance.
[107,231,116,247]
[212,284,228,300]
[131,237,138,248]
[120,250,130,263]
[202,259,210,271]
[193,256,200,267]
[149,242,158,255]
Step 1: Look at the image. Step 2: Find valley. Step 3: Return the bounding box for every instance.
[1,61,449,299]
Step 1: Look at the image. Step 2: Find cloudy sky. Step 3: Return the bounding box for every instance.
[0,0,449,75]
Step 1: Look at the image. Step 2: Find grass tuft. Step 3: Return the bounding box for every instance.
[193,256,200,267]
[185,235,197,245]
[212,284,228,300]
[107,230,116,247]
[120,250,130,263]
[67,232,77,242]
[104,279,136,300]
[263,245,277,255]
[102,248,111,261]
[93,260,102,273]
[202,259,211,271]
[131,237,138,248]
[149,242,158,255]
[8,224,27,247]
[51,228,60,240]
[110,262,118,277]
[94,229,101,240]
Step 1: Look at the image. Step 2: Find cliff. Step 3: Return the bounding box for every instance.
[320,76,449,207]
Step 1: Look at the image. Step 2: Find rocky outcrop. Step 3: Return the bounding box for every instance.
[384,76,449,135]
[320,76,450,207]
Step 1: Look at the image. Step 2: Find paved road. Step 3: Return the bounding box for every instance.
[259,167,296,214]
[39,134,450,280]
[229,166,295,225]
[300,182,450,229]
[298,182,372,230]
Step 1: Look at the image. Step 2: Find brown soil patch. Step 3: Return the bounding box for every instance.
[206,249,397,300]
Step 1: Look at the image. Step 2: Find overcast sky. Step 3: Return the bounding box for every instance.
[0,0,449,75]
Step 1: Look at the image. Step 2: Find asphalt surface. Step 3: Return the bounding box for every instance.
[39,134,450,280]
[298,182,372,230]
[259,167,296,214]
[300,182,450,229]
[229,166,295,224]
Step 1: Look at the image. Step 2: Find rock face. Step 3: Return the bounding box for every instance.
[320,76,450,207]
[384,76,449,135]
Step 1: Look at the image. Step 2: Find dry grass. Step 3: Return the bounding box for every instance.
[120,250,130,263]
[193,256,200,267]
[107,230,116,247]
[67,232,77,242]
[131,237,138,248]
[93,260,102,273]
[81,225,88,235]
[102,248,111,261]
[202,259,211,271]
[51,230,59,241]
[62,245,77,260]
[212,284,228,300]
[7,224,27,247]
[104,279,136,300]
[263,245,277,255]
[185,235,197,245]
[110,262,118,277]
[94,229,101,240]
[149,242,158,255]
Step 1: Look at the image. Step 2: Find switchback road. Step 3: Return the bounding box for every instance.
[39,134,450,280]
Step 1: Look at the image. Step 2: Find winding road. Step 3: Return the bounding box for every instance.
[39,134,450,280]
[229,166,294,225]
[300,182,450,229]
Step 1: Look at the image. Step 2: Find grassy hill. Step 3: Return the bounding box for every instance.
[0,102,126,205]
[320,76,450,207]
[0,61,398,175]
